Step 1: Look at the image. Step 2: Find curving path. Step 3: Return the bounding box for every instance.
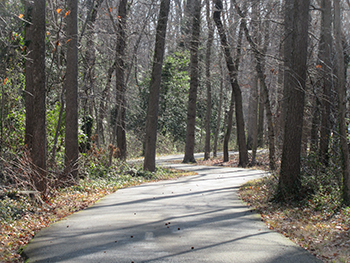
[23,154,322,263]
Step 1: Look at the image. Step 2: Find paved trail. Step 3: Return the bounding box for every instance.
[23,154,322,262]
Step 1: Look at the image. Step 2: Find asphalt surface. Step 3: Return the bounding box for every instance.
[23,154,323,263]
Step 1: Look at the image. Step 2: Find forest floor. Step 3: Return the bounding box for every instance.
[194,151,350,263]
[0,166,195,263]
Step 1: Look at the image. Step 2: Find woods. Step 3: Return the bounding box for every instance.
[2,0,350,262]
[1,0,350,205]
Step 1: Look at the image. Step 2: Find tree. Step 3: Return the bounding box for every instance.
[143,0,171,171]
[81,0,104,150]
[318,0,332,165]
[213,56,224,158]
[204,0,214,161]
[64,0,79,179]
[115,0,128,160]
[31,0,47,193]
[213,0,248,167]
[183,0,201,163]
[246,0,259,155]
[279,0,310,200]
[334,0,350,205]
[233,0,276,170]
[24,0,33,151]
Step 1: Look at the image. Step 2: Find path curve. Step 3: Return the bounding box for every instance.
[23,154,322,263]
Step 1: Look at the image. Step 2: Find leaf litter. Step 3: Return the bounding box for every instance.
[239,176,350,263]
[0,168,195,263]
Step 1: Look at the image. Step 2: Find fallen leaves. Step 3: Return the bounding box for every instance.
[239,176,350,263]
[0,167,193,262]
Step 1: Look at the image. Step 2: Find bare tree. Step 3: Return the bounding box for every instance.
[115,0,128,160]
[232,0,276,170]
[64,0,79,179]
[318,0,332,165]
[204,0,214,161]
[334,0,350,205]
[25,0,34,151]
[81,0,104,150]
[279,0,310,200]
[213,0,248,167]
[183,0,202,163]
[143,0,171,171]
[31,0,47,192]
[213,56,224,158]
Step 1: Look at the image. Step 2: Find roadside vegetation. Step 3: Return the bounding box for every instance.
[236,152,350,263]
[0,149,195,263]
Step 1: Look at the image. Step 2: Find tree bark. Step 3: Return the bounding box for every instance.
[223,22,243,163]
[97,62,116,146]
[257,83,264,148]
[213,59,224,158]
[115,0,128,160]
[318,0,332,165]
[143,0,171,171]
[81,0,104,149]
[279,0,310,200]
[25,0,34,152]
[246,1,258,154]
[64,0,79,179]
[31,0,47,192]
[213,0,248,167]
[183,0,201,163]
[204,0,214,160]
[50,87,65,166]
[223,90,234,162]
[180,0,193,49]
[334,0,350,205]
[310,96,321,152]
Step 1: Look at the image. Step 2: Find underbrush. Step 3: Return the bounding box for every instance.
[0,152,194,263]
[240,169,350,263]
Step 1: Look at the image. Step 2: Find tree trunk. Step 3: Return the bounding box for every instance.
[334,0,350,205]
[246,0,258,164]
[213,59,224,158]
[246,1,258,154]
[310,96,321,153]
[257,83,264,148]
[233,0,276,170]
[222,21,243,163]
[204,0,214,160]
[280,0,294,145]
[180,0,193,49]
[81,0,104,149]
[143,0,171,171]
[248,74,258,160]
[183,0,202,163]
[214,0,248,167]
[97,62,116,147]
[279,0,310,200]
[50,87,65,166]
[223,90,234,162]
[64,0,79,179]
[115,0,128,160]
[318,0,332,165]
[31,0,47,193]
[25,0,34,152]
